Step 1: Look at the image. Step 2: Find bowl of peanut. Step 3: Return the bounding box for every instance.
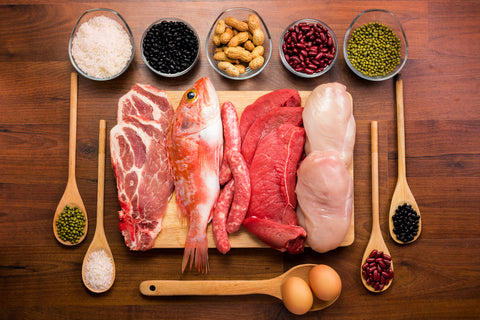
[206,8,272,80]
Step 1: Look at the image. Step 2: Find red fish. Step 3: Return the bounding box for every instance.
[168,77,223,273]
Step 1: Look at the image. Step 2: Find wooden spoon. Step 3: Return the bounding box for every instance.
[360,121,393,293]
[388,76,422,244]
[82,120,115,293]
[140,264,339,312]
[53,72,88,245]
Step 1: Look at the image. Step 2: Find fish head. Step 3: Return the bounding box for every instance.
[173,77,220,136]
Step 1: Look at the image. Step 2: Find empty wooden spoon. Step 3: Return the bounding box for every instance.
[140,264,339,312]
[82,120,115,293]
[360,121,393,293]
[53,72,88,245]
[388,76,422,244]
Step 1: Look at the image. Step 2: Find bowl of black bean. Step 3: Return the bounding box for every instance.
[141,17,200,77]
[343,9,408,81]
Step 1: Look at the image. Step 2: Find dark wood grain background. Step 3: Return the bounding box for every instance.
[1,1,479,319]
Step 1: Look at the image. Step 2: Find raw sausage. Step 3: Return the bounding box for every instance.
[219,101,242,185]
[226,150,251,234]
[212,179,234,254]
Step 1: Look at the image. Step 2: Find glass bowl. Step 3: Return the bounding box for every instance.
[69,8,134,81]
[343,9,408,81]
[279,18,338,78]
[141,17,200,77]
[206,8,272,80]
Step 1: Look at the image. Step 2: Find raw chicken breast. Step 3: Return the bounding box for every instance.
[303,82,355,167]
[296,150,353,253]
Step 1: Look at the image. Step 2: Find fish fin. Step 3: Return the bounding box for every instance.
[181,231,209,274]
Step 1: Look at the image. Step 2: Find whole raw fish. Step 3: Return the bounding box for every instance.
[168,77,223,273]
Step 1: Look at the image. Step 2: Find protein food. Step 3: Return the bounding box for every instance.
[213,101,251,254]
[83,249,114,292]
[110,84,174,251]
[212,14,266,77]
[142,20,199,75]
[71,15,132,79]
[239,89,301,140]
[55,205,86,244]
[281,276,313,315]
[302,82,355,167]
[347,22,401,77]
[168,77,223,273]
[296,150,353,253]
[361,249,394,291]
[392,203,420,242]
[243,123,306,254]
[281,20,336,75]
[296,83,355,253]
[308,264,342,302]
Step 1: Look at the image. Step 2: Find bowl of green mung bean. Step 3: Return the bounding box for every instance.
[343,9,408,81]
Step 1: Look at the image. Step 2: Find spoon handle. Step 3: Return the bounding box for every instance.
[396,75,407,179]
[68,72,78,182]
[139,278,278,297]
[95,120,106,236]
[371,121,380,232]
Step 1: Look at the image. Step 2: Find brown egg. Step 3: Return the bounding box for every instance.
[281,276,313,315]
[308,264,342,301]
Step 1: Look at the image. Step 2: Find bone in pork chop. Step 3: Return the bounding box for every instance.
[110,84,174,251]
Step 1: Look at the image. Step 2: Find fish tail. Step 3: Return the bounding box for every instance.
[181,230,209,274]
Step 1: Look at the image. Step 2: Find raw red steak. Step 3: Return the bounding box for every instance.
[242,107,303,165]
[243,123,306,254]
[110,84,174,251]
[239,89,301,140]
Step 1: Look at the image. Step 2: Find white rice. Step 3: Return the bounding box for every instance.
[71,15,132,79]
[84,249,114,291]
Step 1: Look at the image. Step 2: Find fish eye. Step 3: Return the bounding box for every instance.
[184,88,197,102]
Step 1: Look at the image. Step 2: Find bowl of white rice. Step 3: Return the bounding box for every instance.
[69,8,135,81]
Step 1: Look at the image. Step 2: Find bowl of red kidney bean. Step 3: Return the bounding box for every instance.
[141,17,200,77]
[280,18,338,78]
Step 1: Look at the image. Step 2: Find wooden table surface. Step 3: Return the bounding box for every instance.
[1,1,479,319]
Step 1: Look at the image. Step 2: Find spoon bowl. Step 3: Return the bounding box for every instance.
[53,72,88,245]
[140,264,339,312]
[82,120,115,293]
[389,76,422,244]
[361,121,393,293]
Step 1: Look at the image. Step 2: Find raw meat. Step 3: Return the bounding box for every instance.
[242,107,303,165]
[296,150,353,253]
[239,89,301,140]
[110,84,174,251]
[303,82,355,167]
[243,123,306,254]
[111,115,174,251]
[117,83,174,131]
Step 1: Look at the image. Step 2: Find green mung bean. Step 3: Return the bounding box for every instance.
[55,205,85,244]
[347,22,401,77]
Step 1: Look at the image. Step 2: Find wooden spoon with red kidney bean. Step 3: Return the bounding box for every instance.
[360,121,394,293]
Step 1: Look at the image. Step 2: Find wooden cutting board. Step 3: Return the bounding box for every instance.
[153,91,354,248]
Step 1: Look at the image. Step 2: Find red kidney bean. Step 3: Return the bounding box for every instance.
[282,21,335,75]
[362,249,394,291]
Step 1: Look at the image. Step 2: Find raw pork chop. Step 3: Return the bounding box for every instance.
[110,84,174,251]
[296,150,353,253]
[117,83,173,130]
[303,82,355,167]
[243,123,306,254]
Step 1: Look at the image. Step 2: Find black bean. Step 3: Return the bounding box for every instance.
[392,203,420,243]
[143,20,198,74]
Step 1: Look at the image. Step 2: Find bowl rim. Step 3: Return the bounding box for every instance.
[279,18,338,78]
[205,7,272,80]
[141,17,200,78]
[68,8,135,81]
[343,8,409,81]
